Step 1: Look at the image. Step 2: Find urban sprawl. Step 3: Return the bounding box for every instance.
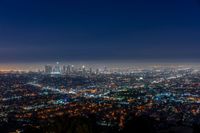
[1,63,200,132]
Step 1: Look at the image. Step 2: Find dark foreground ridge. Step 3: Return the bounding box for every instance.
[1,114,199,133]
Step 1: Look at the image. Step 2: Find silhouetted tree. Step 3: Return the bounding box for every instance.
[121,116,156,133]
[193,124,200,133]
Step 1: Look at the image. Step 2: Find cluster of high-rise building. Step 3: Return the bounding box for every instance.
[44,62,61,74]
[44,62,98,75]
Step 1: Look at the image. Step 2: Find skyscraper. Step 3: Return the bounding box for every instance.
[62,65,67,74]
[67,65,71,74]
[89,68,93,74]
[96,68,99,75]
[82,65,86,75]
[71,65,75,73]
[51,62,61,75]
[54,62,61,73]
[44,65,52,74]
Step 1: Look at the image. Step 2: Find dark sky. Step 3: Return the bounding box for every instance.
[0,0,200,62]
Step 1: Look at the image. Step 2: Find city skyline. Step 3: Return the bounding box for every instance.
[0,0,200,62]
[0,61,200,72]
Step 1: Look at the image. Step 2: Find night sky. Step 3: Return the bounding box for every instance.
[0,0,200,62]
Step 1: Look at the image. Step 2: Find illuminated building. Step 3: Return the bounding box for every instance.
[51,62,61,75]
[67,65,71,74]
[44,65,52,74]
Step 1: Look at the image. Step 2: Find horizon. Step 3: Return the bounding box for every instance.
[1,60,200,71]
